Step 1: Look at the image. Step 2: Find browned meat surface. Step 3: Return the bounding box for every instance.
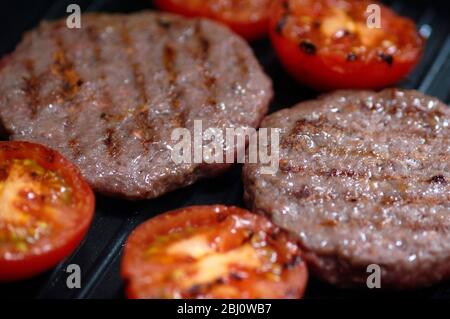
[244,89,450,289]
[0,12,272,199]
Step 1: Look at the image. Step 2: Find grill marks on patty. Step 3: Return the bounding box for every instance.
[278,105,449,209]
[0,12,273,199]
[104,127,120,158]
[279,165,449,210]
[162,43,185,128]
[281,105,447,161]
[86,26,120,158]
[280,163,449,186]
[162,44,177,106]
[121,21,149,106]
[194,21,217,108]
[22,25,83,119]
[243,89,449,288]
[133,108,158,150]
[22,59,40,118]
[51,30,84,158]
[51,33,82,101]
[233,42,250,78]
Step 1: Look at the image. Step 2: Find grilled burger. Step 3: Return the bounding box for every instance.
[0,12,272,199]
[244,89,450,289]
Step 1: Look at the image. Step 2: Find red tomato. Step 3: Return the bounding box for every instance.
[269,0,425,90]
[0,141,95,281]
[153,0,272,40]
[122,205,308,299]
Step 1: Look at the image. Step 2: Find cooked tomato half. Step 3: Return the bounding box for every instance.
[153,0,272,40]
[269,0,425,90]
[0,141,95,281]
[122,205,308,299]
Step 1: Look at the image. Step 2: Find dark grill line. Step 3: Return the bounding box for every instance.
[51,30,83,157]
[285,117,443,143]
[163,44,177,101]
[293,143,448,162]
[87,26,120,158]
[121,21,162,150]
[86,26,114,108]
[22,59,40,118]
[317,210,449,233]
[104,128,120,158]
[163,43,186,128]
[194,21,217,107]
[68,138,81,158]
[134,109,157,149]
[279,162,450,186]
[121,21,149,105]
[287,186,449,209]
[281,118,446,159]
[51,33,82,100]
[233,42,249,77]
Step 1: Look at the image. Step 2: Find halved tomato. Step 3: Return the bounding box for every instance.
[122,205,308,299]
[0,141,95,281]
[153,0,272,40]
[269,0,425,90]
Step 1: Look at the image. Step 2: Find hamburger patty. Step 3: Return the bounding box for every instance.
[243,89,450,289]
[0,12,272,199]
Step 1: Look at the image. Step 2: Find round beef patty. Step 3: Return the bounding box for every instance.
[0,12,272,199]
[243,89,450,289]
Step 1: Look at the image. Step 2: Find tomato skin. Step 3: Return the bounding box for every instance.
[0,141,95,281]
[220,15,269,41]
[0,229,88,281]
[122,205,308,299]
[269,29,419,90]
[269,0,425,91]
[153,0,270,40]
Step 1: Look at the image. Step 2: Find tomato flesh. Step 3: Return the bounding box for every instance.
[153,0,271,40]
[122,205,308,299]
[269,0,425,90]
[0,141,95,281]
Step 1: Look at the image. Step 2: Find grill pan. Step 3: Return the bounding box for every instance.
[0,0,449,299]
